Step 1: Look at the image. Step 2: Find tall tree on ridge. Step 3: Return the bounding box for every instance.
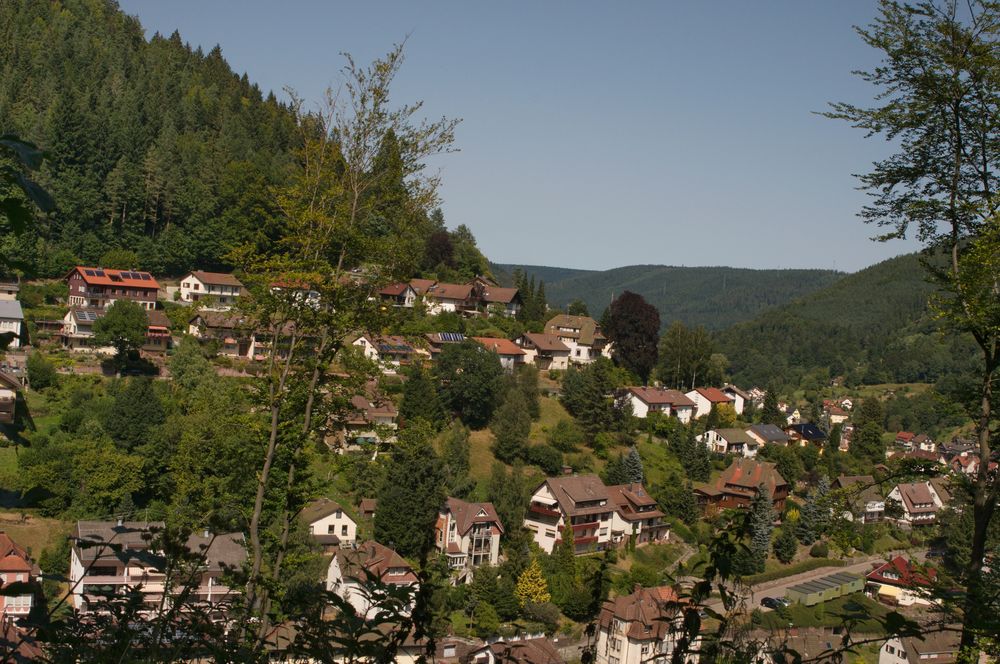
[605,290,660,383]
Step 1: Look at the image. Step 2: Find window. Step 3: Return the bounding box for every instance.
[641,644,650,655]
[341,524,348,536]
[545,530,556,538]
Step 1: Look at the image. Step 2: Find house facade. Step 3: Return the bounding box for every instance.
[62,308,172,353]
[352,334,415,374]
[66,266,159,310]
[0,532,37,617]
[516,332,570,371]
[698,428,760,457]
[607,483,670,547]
[879,630,959,664]
[326,541,418,619]
[423,282,477,314]
[595,586,692,664]
[69,521,245,617]
[332,392,398,451]
[0,373,18,425]
[886,482,946,527]
[479,284,522,318]
[188,311,251,358]
[435,498,503,583]
[301,498,357,548]
[626,387,695,424]
[179,271,244,309]
[721,384,749,415]
[378,283,418,308]
[832,475,884,523]
[467,638,564,664]
[684,387,735,419]
[543,315,611,364]
[0,301,24,349]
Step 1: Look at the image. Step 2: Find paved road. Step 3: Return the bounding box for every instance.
[706,556,882,614]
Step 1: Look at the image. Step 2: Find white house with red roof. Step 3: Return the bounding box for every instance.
[721,384,749,415]
[179,271,244,309]
[378,282,418,308]
[866,556,937,607]
[471,337,525,371]
[626,387,695,424]
[0,532,37,616]
[595,585,690,664]
[65,266,159,310]
[435,497,504,583]
[423,282,477,314]
[684,387,735,419]
[327,541,418,618]
[515,332,571,371]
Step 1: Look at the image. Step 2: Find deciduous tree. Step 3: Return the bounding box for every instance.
[605,291,660,383]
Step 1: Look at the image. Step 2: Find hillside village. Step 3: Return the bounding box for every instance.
[1,0,999,662]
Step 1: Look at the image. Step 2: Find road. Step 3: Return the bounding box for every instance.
[705,556,882,614]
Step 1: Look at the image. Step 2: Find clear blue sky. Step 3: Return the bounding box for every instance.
[118,0,918,273]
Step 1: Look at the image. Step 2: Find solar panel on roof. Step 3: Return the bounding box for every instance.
[84,269,96,276]
[95,269,105,277]
[140,274,151,280]
[441,332,464,342]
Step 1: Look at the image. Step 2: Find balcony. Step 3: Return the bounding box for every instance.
[528,503,560,518]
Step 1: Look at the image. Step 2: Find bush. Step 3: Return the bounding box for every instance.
[522,602,560,632]
[525,444,563,475]
[27,352,58,390]
[547,419,584,452]
[809,541,830,558]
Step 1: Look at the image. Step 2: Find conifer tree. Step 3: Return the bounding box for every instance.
[760,388,786,427]
[104,378,165,452]
[488,462,527,539]
[624,447,644,484]
[796,476,831,545]
[515,558,551,607]
[400,364,446,429]
[491,388,530,463]
[773,526,798,564]
[603,452,629,485]
[442,422,474,497]
[747,485,776,573]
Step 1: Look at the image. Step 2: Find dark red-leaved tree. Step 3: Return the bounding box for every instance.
[604,290,660,383]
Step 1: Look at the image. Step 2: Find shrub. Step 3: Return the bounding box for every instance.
[27,352,58,390]
[522,602,560,631]
[526,444,563,475]
[809,541,830,558]
[547,419,584,452]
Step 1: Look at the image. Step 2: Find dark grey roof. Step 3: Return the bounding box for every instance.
[748,424,790,443]
[0,301,23,320]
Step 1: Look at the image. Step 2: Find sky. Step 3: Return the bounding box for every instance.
[118,1,920,273]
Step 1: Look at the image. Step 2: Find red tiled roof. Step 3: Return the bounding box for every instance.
[521,332,569,353]
[379,282,413,296]
[425,282,474,300]
[409,278,436,295]
[0,532,33,574]
[598,586,682,641]
[896,432,916,442]
[68,266,159,290]
[472,337,525,356]
[444,497,504,535]
[480,286,519,304]
[715,458,787,500]
[337,541,417,585]
[694,387,734,403]
[866,556,936,588]
[187,270,243,288]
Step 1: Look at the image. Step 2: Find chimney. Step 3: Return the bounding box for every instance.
[203,528,211,538]
[116,517,123,527]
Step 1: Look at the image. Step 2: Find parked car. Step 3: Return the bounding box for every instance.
[760,596,783,610]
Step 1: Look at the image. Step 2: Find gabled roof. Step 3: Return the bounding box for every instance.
[443,497,504,535]
[185,270,244,288]
[722,384,750,400]
[68,307,105,324]
[348,394,398,424]
[544,315,605,346]
[379,282,415,296]
[300,498,354,526]
[472,337,525,356]
[716,458,787,499]
[473,638,565,664]
[894,482,939,514]
[73,521,245,568]
[190,311,247,329]
[709,428,755,445]
[896,431,916,442]
[787,422,827,441]
[606,483,663,520]
[899,630,960,664]
[409,278,436,295]
[747,424,791,443]
[598,586,681,641]
[691,387,734,403]
[0,301,23,321]
[520,332,569,353]
[628,387,696,407]
[67,266,159,290]
[336,541,417,585]
[425,282,474,301]
[0,533,33,574]
[866,555,936,588]
[479,285,520,304]
[542,474,610,516]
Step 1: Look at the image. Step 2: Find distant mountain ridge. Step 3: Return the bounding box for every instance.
[493,262,843,330]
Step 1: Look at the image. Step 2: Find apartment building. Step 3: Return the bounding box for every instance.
[66,266,159,310]
[435,498,503,583]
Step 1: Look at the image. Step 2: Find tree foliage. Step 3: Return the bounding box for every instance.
[605,290,660,382]
[435,340,504,428]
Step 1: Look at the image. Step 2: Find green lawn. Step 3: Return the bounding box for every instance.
[635,439,685,488]
[757,593,891,633]
[744,558,846,585]
[630,542,685,570]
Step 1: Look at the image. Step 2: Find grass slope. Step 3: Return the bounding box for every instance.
[498,263,842,330]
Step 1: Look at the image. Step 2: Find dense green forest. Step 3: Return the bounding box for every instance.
[0,0,297,275]
[715,252,978,388]
[499,263,843,330]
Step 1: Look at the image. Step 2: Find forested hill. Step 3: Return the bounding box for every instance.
[496,263,842,330]
[0,0,297,276]
[715,252,976,388]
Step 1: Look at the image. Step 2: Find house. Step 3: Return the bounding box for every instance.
[698,428,760,457]
[332,391,398,450]
[832,475,884,523]
[425,332,466,357]
[745,424,792,448]
[626,387,695,424]
[423,282,477,314]
[435,498,503,583]
[62,307,173,353]
[467,637,564,664]
[65,266,159,310]
[825,405,849,425]
[0,301,25,349]
[524,474,615,555]
[524,476,667,555]
[408,278,437,297]
[879,629,959,664]
[747,386,767,405]
[0,614,43,660]
[949,454,980,476]
[359,498,377,520]
[178,271,244,309]
[70,521,246,616]
[188,311,251,358]
[0,277,18,301]
[866,556,937,607]
[913,434,935,453]
[684,387,735,419]
[352,334,416,373]
[516,332,571,371]
[301,498,357,549]
[894,432,916,448]
[886,482,946,527]
[0,532,38,616]
[938,439,976,461]
[607,483,670,547]
[543,315,611,364]
[595,585,693,664]
[471,337,526,371]
[721,384,750,415]
[378,282,418,308]
[0,372,19,425]
[326,541,418,618]
[694,458,789,514]
[478,284,522,318]
[785,422,827,446]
